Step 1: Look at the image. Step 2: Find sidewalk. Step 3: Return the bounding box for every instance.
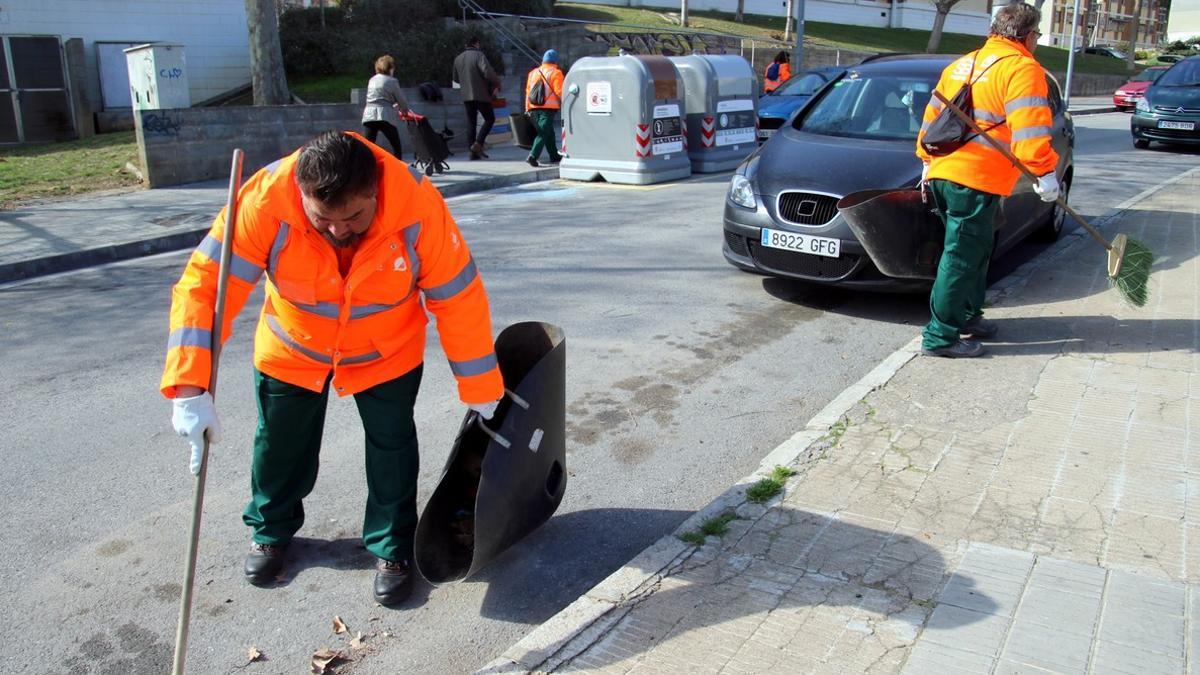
[1068,94,1119,116]
[484,168,1200,674]
[0,141,555,283]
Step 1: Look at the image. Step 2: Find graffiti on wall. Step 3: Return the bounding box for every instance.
[142,113,182,136]
[582,31,739,56]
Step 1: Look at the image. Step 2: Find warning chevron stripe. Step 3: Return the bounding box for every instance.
[701,116,716,148]
[635,123,651,157]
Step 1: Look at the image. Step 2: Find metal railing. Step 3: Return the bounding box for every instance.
[458,0,543,65]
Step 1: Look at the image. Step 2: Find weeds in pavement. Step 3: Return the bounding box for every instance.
[746,466,798,503]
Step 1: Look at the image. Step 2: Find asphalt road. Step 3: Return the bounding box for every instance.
[0,112,1192,675]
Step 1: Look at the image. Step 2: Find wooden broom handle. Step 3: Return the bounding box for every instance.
[930,90,1112,251]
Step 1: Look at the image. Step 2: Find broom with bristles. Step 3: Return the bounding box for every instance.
[932,90,1153,307]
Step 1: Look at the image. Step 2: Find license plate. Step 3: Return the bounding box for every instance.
[758,129,776,140]
[1159,120,1195,130]
[760,228,840,258]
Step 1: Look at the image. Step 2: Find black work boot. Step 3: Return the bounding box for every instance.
[244,542,288,585]
[960,316,999,340]
[921,339,985,359]
[373,558,414,606]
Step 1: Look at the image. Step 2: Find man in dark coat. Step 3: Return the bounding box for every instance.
[452,36,502,160]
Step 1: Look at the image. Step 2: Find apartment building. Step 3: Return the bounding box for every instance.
[1043,0,1170,50]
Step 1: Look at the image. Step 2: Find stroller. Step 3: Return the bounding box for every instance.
[400,111,452,176]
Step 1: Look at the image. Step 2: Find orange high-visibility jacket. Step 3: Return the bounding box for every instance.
[916,36,1059,197]
[525,63,564,111]
[160,132,503,403]
[763,62,791,93]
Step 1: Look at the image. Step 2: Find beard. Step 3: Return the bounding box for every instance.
[323,231,362,248]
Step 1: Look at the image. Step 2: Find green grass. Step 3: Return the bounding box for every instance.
[0,131,141,208]
[678,530,706,546]
[678,511,740,545]
[554,3,1136,75]
[745,466,798,503]
[290,74,364,104]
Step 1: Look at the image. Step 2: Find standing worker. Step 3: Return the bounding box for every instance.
[914,2,1059,358]
[163,131,504,606]
[452,36,502,161]
[361,55,409,159]
[763,51,791,94]
[524,49,564,168]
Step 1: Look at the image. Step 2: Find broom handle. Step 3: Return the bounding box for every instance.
[170,148,244,675]
[930,90,1112,251]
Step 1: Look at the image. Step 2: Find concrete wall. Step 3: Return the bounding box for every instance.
[2,0,250,114]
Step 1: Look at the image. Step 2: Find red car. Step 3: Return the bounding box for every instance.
[1113,66,1169,110]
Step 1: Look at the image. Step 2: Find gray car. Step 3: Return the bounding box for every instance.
[722,54,1075,291]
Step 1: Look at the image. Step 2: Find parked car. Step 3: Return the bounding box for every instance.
[1157,53,1186,63]
[1083,45,1128,60]
[1113,65,1169,110]
[723,54,1075,291]
[1132,55,1200,148]
[756,67,843,142]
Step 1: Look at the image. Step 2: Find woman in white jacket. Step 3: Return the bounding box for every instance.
[361,55,409,159]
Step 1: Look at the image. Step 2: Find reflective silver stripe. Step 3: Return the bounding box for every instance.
[422,257,478,301]
[929,97,945,111]
[449,353,498,377]
[292,300,341,319]
[967,135,997,150]
[920,120,931,133]
[267,221,290,284]
[264,159,284,176]
[350,302,401,319]
[403,222,421,297]
[339,350,382,365]
[1004,96,1049,115]
[167,326,213,350]
[407,165,424,183]
[265,315,332,364]
[975,110,1005,124]
[195,235,265,284]
[1011,125,1052,142]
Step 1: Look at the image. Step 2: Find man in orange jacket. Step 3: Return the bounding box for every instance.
[524,49,564,167]
[163,131,503,606]
[914,2,1059,358]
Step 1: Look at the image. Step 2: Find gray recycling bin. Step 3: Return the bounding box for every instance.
[668,55,758,173]
[559,55,691,185]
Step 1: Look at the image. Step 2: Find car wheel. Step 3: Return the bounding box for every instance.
[1133,138,1151,149]
[1035,176,1070,242]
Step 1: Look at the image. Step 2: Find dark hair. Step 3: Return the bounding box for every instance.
[467,35,481,47]
[295,132,377,206]
[774,51,790,64]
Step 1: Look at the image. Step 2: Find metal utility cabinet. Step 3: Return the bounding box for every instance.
[668,54,758,173]
[559,55,691,185]
[124,43,191,111]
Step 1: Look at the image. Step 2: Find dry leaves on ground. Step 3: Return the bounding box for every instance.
[332,615,349,634]
[246,647,262,662]
[310,648,342,674]
[349,632,365,650]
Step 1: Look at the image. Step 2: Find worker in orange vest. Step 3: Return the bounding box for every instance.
[915,2,1059,358]
[763,51,791,93]
[163,131,503,606]
[524,49,565,167]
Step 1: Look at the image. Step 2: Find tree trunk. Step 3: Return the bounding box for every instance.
[735,0,745,22]
[245,0,290,106]
[925,2,957,53]
[1080,0,1096,48]
[1125,0,1141,71]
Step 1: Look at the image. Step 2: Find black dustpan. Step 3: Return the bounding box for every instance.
[414,321,567,584]
[838,188,944,280]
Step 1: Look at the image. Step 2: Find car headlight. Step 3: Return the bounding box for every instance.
[728,174,757,210]
[1136,97,1151,113]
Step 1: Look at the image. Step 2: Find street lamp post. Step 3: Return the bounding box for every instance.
[1064,0,1082,105]
[794,0,806,69]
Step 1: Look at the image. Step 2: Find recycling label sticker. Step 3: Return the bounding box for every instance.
[651,104,683,155]
[715,99,756,146]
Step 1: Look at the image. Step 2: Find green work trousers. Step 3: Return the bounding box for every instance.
[922,179,1000,351]
[528,109,561,163]
[242,365,423,562]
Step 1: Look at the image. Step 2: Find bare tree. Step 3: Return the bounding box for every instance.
[245,0,290,105]
[1125,0,1142,71]
[735,0,745,22]
[1081,0,1097,47]
[926,0,965,52]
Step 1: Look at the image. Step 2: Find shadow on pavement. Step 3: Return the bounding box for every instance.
[977,315,1196,356]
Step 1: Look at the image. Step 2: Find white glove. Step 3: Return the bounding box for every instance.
[469,399,501,421]
[172,392,221,475]
[1033,172,1060,203]
[920,162,930,186]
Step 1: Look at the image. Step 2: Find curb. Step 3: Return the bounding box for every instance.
[1068,105,1118,116]
[0,167,560,285]
[477,164,1200,674]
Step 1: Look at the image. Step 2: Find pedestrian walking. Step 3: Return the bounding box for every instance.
[452,36,502,160]
[163,131,504,606]
[763,51,791,93]
[361,55,409,159]
[524,49,564,167]
[914,2,1060,358]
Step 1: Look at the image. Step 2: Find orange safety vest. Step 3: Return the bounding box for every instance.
[763,62,791,93]
[525,64,564,111]
[160,132,503,403]
[916,36,1059,197]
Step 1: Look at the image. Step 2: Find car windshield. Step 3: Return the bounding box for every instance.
[1156,61,1200,86]
[1131,69,1164,83]
[795,72,933,141]
[772,72,828,96]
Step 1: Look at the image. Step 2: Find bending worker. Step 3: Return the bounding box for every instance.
[162,131,503,606]
[914,2,1059,358]
[524,49,564,168]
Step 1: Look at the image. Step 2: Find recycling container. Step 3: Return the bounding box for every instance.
[668,54,758,173]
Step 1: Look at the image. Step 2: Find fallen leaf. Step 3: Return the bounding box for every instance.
[332,615,348,634]
[310,648,341,674]
[350,632,365,650]
[246,647,262,662]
